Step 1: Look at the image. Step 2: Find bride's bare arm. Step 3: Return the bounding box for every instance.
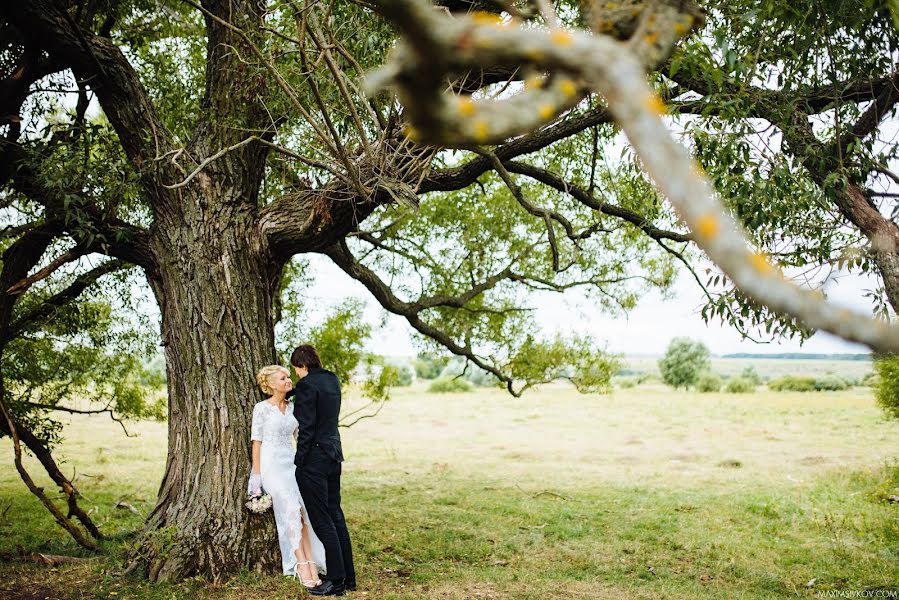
[251,440,262,474]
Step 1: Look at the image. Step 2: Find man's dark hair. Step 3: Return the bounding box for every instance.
[290,344,322,369]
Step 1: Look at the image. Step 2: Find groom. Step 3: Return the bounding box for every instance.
[291,344,356,596]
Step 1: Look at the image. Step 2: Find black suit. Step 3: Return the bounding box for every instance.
[293,368,355,585]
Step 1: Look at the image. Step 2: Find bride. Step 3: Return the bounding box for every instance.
[249,365,327,587]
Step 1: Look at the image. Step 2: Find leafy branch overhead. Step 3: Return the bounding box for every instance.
[368,0,899,353]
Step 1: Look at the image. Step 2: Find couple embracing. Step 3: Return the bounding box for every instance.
[249,344,356,596]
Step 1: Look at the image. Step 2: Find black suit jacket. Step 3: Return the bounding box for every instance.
[292,367,344,466]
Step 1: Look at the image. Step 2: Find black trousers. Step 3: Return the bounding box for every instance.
[296,446,355,584]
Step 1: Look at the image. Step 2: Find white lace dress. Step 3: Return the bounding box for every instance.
[251,400,327,576]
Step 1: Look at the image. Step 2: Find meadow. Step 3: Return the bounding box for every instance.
[622,356,874,381]
[1,361,898,599]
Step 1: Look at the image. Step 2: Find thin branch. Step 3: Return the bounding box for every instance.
[6,248,86,296]
[420,105,614,193]
[0,381,100,551]
[504,160,691,243]
[0,222,38,240]
[325,240,522,395]
[339,398,387,427]
[656,239,765,344]
[5,264,129,340]
[295,12,370,198]
[368,0,899,352]
[178,0,366,194]
[305,9,373,154]
[161,137,259,189]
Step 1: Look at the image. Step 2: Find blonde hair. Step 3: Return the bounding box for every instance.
[256,365,289,396]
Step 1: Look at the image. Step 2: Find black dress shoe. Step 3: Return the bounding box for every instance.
[308,580,345,596]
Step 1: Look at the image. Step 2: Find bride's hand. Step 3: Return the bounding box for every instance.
[247,472,262,496]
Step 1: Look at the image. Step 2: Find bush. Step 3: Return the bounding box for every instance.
[696,371,722,393]
[658,338,711,389]
[740,366,762,385]
[615,371,649,389]
[874,356,899,419]
[392,364,414,387]
[768,375,816,392]
[813,375,850,391]
[427,377,472,393]
[861,371,879,387]
[618,378,637,389]
[725,377,755,393]
[413,353,449,380]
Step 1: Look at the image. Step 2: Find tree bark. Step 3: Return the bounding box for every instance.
[128,187,283,582]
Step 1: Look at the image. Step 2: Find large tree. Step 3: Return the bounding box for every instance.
[1,0,898,582]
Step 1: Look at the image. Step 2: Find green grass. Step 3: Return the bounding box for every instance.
[2,383,898,599]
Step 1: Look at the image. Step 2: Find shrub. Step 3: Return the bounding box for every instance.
[413,353,449,380]
[740,366,762,385]
[768,375,816,392]
[725,377,755,393]
[874,356,899,419]
[658,338,711,389]
[861,371,879,387]
[696,371,722,393]
[392,364,414,387]
[813,375,849,391]
[427,377,472,393]
[616,373,649,389]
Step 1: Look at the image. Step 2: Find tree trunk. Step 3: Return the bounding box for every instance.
[128,185,285,582]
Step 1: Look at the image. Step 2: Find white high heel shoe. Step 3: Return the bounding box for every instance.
[293,560,322,588]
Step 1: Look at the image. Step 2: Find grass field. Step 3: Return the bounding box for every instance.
[1,377,898,599]
[621,356,874,381]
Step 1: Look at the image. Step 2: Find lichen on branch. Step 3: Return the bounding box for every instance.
[366,0,899,353]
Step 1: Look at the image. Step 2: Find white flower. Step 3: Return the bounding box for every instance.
[245,492,273,514]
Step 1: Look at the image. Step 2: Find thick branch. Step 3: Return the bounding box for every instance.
[420,105,614,193]
[324,240,522,395]
[8,146,155,271]
[0,377,101,551]
[259,188,378,262]
[839,69,899,155]
[0,33,67,128]
[371,0,899,352]
[1,1,179,201]
[0,222,63,339]
[259,142,430,262]
[5,248,86,296]
[0,410,104,540]
[673,71,898,119]
[4,259,129,342]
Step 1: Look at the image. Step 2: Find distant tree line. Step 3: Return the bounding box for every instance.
[722,353,872,361]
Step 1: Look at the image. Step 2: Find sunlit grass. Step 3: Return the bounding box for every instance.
[1,381,897,598]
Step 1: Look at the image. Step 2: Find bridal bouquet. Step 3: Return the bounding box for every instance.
[245,492,273,514]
